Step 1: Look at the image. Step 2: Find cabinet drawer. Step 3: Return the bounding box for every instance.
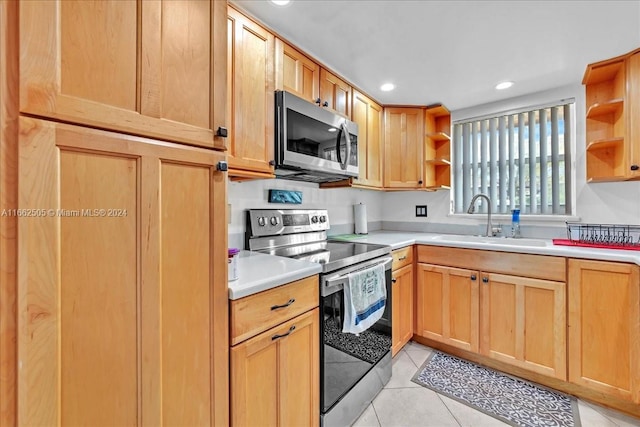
[392,246,413,270]
[230,275,319,345]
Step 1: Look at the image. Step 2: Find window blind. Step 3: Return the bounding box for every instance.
[452,102,573,215]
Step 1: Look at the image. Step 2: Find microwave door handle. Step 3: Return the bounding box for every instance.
[336,122,351,170]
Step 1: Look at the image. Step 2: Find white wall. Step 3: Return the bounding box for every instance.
[383,84,640,233]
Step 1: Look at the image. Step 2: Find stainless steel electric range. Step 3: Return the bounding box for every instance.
[245,209,393,427]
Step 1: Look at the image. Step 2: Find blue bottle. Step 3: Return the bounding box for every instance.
[511,209,521,238]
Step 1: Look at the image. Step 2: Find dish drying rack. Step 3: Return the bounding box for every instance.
[565,222,640,248]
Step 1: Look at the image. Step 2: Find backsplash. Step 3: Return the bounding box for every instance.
[227,179,384,249]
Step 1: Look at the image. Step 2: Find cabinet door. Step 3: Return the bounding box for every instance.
[19,0,227,149]
[227,7,275,177]
[231,309,319,427]
[392,264,414,356]
[628,52,640,179]
[275,39,319,103]
[416,264,479,352]
[319,68,351,118]
[17,117,228,426]
[384,108,424,188]
[568,259,640,402]
[481,273,566,379]
[352,90,384,188]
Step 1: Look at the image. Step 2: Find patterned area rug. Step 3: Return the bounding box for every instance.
[412,352,581,427]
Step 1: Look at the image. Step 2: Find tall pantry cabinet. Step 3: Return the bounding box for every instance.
[1,1,229,426]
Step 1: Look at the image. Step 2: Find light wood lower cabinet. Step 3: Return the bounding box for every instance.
[568,259,640,403]
[17,117,228,426]
[481,272,566,379]
[230,276,320,426]
[416,246,567,380]
[416,264,479,353]
[392,263,414,356]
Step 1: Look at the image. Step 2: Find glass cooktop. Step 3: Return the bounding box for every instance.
[258,240,390,273]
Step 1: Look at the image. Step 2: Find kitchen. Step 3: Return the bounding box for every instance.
[1,1,640,426]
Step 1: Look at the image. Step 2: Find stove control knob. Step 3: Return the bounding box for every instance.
[319,215,327,223]
[257,217,266,226]
[270,216,280,226]
[311,215,318,223]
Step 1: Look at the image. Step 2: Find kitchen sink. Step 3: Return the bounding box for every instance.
[431,235,549,247]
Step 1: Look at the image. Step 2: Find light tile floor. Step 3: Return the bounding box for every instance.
[353,341,640,427]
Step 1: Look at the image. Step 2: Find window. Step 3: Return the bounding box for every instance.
[452,101,574,215]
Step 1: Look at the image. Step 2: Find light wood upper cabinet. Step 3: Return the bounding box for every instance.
[227,6,275,179]
[275,40,351,118]
[275,39,320,104]
[583,47,640,181]
[568,259,640,403]
[320,68,351,118]
[424,104,451,190]
[19,0,227,150]
[17,117,228,426]
[352,90,383,188]
[384,107,424,188]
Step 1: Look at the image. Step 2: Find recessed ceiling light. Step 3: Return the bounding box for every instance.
[495,81,514,90]
[380,83,395,92]
[271,0,290,5]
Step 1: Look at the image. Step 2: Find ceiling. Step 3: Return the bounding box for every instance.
[231,0,640,111]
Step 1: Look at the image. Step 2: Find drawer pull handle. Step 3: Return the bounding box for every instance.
[398,255,407,261]
[271,298,295,310]
[272,325,296,340]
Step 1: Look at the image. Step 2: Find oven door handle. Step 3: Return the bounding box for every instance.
[323,256,392,289]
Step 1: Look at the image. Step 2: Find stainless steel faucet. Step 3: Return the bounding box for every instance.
[467,193,493,237]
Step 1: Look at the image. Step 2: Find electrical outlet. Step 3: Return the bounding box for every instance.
[415,205,428,217]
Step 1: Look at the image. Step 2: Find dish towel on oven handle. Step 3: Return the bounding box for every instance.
[342,262,386,335]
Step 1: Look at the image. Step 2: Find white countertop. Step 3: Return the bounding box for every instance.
[229,231,640,300]
[330,231,640,265]
[228,251,322,300]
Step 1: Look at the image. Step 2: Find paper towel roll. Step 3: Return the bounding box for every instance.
[354,203,368,235]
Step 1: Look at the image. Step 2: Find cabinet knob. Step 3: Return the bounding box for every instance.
[322,101,329,107]
[269,160,276,166]
[482,277,489,283]
[631,165,639,171]
[315,98,321,105]
[392,278,397,283]
[418,180,423,185]
[216,161,228,172]
[216,126,228,138]
[470,274,476,281]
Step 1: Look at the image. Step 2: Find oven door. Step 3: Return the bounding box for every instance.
[320,256,392,414]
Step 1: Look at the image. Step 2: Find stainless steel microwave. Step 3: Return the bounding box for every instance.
[274,90,358,183]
